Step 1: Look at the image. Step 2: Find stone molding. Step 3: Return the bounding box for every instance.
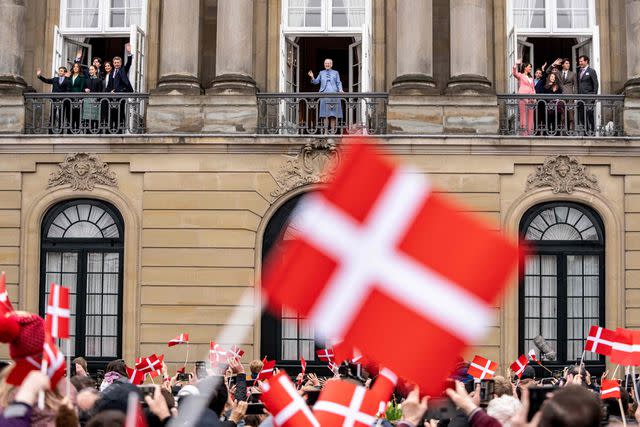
[271,140,340,198]
[47,153,118,191]
[525,155,600,194]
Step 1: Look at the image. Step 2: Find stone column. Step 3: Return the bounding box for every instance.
[0,0,26,94]
[154,0,202,94]
[391,0,437,95]
[209,0,256,94]
[446,0,493,94]
[625,0,640,95]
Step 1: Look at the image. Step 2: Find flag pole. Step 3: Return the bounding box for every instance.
[618,399,628,427]
[66,339,71,398]
[535,359,553,375]
[184,343,190,371]
[38,359,48,410]
[579,350,586,368]
[613,364,620,380]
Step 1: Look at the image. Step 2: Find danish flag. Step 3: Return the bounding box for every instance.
[510,355,529,378]
[262,142,520,395]
[585,325,616,356]
[168,333,189,347]
[261,371,319,427]
[316,348,335,363]
[42,332,66,388]
[45,284,70,339]
[600,379,621,400]
[468,355,498,380]
[127,365,146,385]
[209,342,227,367]
[610,328,640,366]
[257,358,277,381]
[298,357,307,387]
[135,354,163,375]
[313,380,386,427]
[228,345,245,361]
[0,271,14,315]
[333,342,367,365]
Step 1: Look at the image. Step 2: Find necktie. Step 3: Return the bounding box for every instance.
[581,67,587,78]
[563,71,567,80]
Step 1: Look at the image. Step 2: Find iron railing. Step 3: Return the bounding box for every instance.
[24,93,148,135]
[497,94,624,137]
[257,92,388,135]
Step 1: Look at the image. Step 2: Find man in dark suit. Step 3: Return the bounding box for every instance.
[558,58,577,131]
[107,55,133,132]
[577,55,599,134]
[36,67,71,131]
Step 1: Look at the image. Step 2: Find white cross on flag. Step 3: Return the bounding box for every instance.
[168,333,189,347]
[127,365,146,385]
[261,371,320,427]
[42,332,66,389]
[262,141,520,395]
[0,271,14,315]
[45,284,70,339]
[257,358,277,381]
[209,342,227,367]
[316,348,335,363]
[135,354,163,375]
[510,354,529,378]
[600,379,621,400]
[228,345,245,361]
[313,380,384,427]
[468,355,498,380]
[585,325,616,356]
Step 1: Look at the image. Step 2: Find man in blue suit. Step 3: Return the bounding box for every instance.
[36,67,71,131]
[106,55,134,133]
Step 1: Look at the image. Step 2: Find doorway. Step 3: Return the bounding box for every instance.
[297,37,352,92]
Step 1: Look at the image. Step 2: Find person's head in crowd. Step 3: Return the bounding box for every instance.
[77,387,100,411]
[57,67,68,77]
[95,381,139,414]
[535,68,543,80]
[56,402,80,427]
[113,56,122,69]
[493,375,513,397]
[92,57,102,69]
[104,61,113,74]
[88,65,98,78]
[249,359,263,379]
[545,72,558,89]
[487,394,522,427]
[579,55,590,69]
[72,62,82,76]
[521,365,536,380]
[73,356,89,376]
[562,58,571,71]
[99,359,127,391]
[71,374,96,392]
[538,385,601,427]
[86,410,125,427]
[521,62,532,76]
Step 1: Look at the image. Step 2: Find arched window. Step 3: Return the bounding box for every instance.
[40,199,124,366]
[261,193,327,369]
[519,202,604,366]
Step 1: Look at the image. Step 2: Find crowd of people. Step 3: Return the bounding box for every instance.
[0,347,638,427]
[512,55,600,135]
[35,44,134,133]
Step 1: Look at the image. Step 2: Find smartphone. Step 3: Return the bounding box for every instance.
[195,361,208,380]
[479,379,495,407]
[177,372,192,382]
[248,392,262,403]
[245,403,265,415]
[527,386,556,421]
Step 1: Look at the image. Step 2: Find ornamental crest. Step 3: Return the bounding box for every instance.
[525,155,600,194]
[271,140,341,198]
[48,153,118,191]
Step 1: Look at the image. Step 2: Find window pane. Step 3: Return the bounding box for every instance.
[332,10,348,27]
[567,276,582,296]
[282,319,297,339]
[86,337,100,357]
[87,273,102,294]
[104,274,118,294]
[567,255,582,275]
[88,253,103,273]
[84,10,99,28]
[112,0,125,7]
[103,295,118,314]
[306,9,322,26]
[103,316,117,335]
[111,11,125,27]
[104,253,119,273]
[282,340,297,360]
[67,11,83,27]
[102,337,117,357]
[525,276,540,296]
[584,276,599,296]
[541,277,556,296]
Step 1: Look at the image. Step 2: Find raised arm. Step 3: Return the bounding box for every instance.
[36,69,53,85]
[310,70,321,85]
[512,65,522,80]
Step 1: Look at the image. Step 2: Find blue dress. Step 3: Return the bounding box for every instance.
[311,69,343,119]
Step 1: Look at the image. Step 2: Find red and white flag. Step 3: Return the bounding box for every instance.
[6,356,42,386]
[262,142,520,395]
[333,342,367,365]
[0,271,14,315]
[135,354,163,375]
[297,357,307,387]
[228,345,245,361]
[261,371,319,427]
[316,348,335,363]
[45,284,70,339]
[126,365,146,385]
[42,332,66,388]
[369,367,398,406]
[313,380,384,427]
[527,349,538,362]
[610,328,640,366]
[585,325,616,356]
[168,333,189,347]
[257,358,277,381]
[468,355,498,380]
[510,355,529,378]
[209,342,227,367]
[600,379,621,400]
[126,391,149,427]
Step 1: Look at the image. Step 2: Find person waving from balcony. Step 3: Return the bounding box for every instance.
[309,58,343,134]
[512,59,535,135]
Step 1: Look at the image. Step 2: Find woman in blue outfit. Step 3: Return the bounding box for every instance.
[308,59,344,133]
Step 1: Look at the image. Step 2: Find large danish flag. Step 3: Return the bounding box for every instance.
[261,371,319,427]
[0,271,14,315]
[610,328,640,366]
[585,325,616,356]
[168,333,189,347]
[468,355,498,380]
[313,380,384,427]
[600,379,621,400]
[45,284,70,339]
[262,142,520,394]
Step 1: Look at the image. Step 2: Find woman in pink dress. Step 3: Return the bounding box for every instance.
[512,59,535,135]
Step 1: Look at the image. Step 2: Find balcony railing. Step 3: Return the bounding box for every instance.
[497,94,624,137]
[24,93,148,135]
[257,92,388,135]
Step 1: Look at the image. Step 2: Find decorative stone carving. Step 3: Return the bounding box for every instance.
[271,140,341,198]
[526,155,600,194]
[48,153,118,191]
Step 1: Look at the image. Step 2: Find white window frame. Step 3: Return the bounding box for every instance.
[60,0,147,35]
[282,0,370,34]
[507,0,595,34]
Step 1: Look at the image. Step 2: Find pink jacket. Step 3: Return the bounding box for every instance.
[512,65,535,95]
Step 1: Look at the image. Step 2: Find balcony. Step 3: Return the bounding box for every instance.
[497,94,625,137]
[257,92,388,135]
[24,93,148,135]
